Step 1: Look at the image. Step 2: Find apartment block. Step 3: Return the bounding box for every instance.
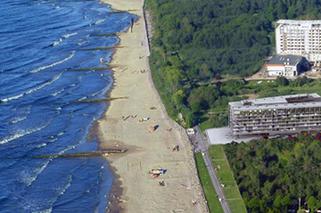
[229,94,321,136]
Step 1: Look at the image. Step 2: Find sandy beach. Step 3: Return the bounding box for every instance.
[98,0,208,212]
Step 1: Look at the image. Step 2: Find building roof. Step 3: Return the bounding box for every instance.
[229,93,321,111]
[277,19,321,25]
[266,55,304,66]
[205,127,260,144]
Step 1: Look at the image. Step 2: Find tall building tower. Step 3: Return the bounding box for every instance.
[275,20,321,62]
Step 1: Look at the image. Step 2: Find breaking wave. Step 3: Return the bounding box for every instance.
[41,175,73,212]
[51,31,78,47]
[30,51,75,73]
[1,93,24,103]
[62,32,77,39]
[58,175,72,196]
[77,40,87,46]
[36,143,47,148]
[48,137,58,143]
[94,19,105,25]
[51,88,64,97]
[10,116,27,124]
[22,146,76,187]
[32,208,52,213]
[0,123,48,145]
[51,32,78,47]
[57,131,64,137]
[22,160,51,187]
[1,72,63,102]
[52,38,63,47]
[77,96,87,101]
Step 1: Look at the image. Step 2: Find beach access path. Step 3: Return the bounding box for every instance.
[99,0,208,212]
[195,127,232,213]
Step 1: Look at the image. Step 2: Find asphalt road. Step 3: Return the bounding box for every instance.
[194,126,232,213]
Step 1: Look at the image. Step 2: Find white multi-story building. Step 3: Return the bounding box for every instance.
[276,20,321,62]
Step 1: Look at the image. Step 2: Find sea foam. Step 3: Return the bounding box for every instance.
[0,123,48,145]
[10,116,27,124]
[51,88,65,97]
[30,51,75,73]
[94,19,105,25]
[1,72,63,103]
[23,160,51,187]
[52,38,63,47]
[62,32,78,39]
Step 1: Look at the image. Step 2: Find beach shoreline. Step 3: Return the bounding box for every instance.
[98,0,208,212]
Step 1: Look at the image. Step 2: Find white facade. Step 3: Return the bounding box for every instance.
[265,55,308,77]
[276,20,321,62]
[266,64,297,77]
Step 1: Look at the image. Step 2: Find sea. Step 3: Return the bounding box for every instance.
[0,0,135,212]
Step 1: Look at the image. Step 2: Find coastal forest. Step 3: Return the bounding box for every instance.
[146,0,321,128]
[224,135,321,212]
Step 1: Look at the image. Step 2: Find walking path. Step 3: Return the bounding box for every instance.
[194,127,232,213]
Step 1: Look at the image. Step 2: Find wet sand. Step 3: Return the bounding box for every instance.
[98,0,208,212]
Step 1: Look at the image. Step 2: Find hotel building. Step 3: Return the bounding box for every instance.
[229,94,321,136]
[276,20,321,62]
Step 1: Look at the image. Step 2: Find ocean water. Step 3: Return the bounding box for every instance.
[0,0,135,212]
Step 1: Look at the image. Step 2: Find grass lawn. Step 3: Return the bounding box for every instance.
[209,145,247,213]
[199,121,214,132]
[194,153,224,213]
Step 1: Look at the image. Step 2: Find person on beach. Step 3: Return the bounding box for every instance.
[130,18,134,32]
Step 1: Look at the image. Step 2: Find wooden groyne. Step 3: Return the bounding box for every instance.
[33,148,127,159]
[76,96,128,104]
[90,32,118,37]
[66,64,121,72]
[67,67,109,72]
[80,46,124,51]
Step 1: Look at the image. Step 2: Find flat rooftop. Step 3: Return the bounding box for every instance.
[205,127,260,144]
[229,93,321,111]
[277,19,321,25]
